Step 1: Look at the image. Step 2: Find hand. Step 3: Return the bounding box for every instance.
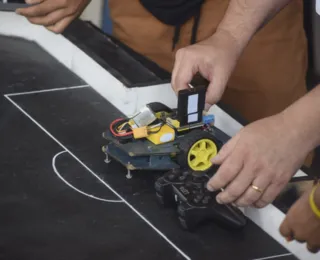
[171,29,242,110]
[279,184,320,254]
[16,0,91,33]
[206,112,310,208]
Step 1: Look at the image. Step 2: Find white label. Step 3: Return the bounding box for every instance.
[187,94,198,114]
[188,113,198,123]
[160,133,174,143]
[317,0,320,15]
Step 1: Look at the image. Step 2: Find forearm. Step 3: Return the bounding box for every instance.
[216,0,292,50]
[282,85,320,153]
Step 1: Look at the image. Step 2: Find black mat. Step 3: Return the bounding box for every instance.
[0,33,299,260]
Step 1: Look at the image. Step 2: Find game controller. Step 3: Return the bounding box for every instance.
[154,168,193,207]
[172,173,247,231]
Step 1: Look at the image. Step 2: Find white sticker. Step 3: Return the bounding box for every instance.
[317,0,320,15]
[188,113,198,123]
[187,94,198,114]
[160,133,174,143]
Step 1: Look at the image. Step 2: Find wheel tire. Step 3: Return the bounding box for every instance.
[177,130,221,172]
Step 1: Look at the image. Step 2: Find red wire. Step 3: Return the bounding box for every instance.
[110,118,133,137]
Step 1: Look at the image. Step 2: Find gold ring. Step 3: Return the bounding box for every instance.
[251,185,263,193]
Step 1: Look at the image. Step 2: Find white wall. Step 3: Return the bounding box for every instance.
[80,0,104,28]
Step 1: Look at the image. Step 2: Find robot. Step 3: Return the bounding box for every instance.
[102,86,247,231]
[102,86,230,178]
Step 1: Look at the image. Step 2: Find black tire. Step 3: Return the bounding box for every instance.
[177,130,221,172]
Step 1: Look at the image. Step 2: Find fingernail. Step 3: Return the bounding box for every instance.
[211,155,219,164]
[205,103,211,111]
[207,184,214,192]
[216,196,223,204]
[286,237,293,242]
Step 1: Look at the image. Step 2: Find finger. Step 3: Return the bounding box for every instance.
[204,65,230,106]
[235,174,271,207]
[27,8,67,26]
[254,182,286,208]
[16,1,64,17]
[211,134,240,165]
[215,163,255,204]
[307,243,320,254]
[25,0,44,4]
[279,218,294,241]
[171,51,183,94]
[171,50,196,94]
[46,15,75,34]
[205,77,226,106]
[207,150,243,192]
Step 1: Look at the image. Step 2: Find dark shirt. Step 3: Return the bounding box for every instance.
[139,0,205,50]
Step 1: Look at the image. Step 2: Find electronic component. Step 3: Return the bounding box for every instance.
[176,85,206,127]
[203,114,215,125]
[132,105,157,127]
[133,127,148,139]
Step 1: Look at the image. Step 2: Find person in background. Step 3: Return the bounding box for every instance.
[17,0,315,208]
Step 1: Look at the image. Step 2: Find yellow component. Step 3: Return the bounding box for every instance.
[166,117,180,128]
[177,126,190,132]
[155,112,164,119]
[147,124,175,145]
[309,183,320,219]
[128,119,138,129]
[187,139,218,171]
[133,126,148,139]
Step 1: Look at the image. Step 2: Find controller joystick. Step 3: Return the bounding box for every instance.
[172,180,247,231]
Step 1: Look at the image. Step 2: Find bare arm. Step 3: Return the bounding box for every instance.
[216,0,292,50]
[282,84,320,153]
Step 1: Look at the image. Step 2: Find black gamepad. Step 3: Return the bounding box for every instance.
[172,173,247,231]
[154,168,193,207]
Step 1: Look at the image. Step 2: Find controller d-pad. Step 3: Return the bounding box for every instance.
[193,194,204,204]
[202,195,211,204]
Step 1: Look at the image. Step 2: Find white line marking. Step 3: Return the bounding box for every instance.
[53,150,123,203]
[5,84,90,97]
[4,95,191,260]
[252,253,293,260]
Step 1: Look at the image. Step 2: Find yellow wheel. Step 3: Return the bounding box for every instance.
[177,130,221,172]
[187,139,218,171]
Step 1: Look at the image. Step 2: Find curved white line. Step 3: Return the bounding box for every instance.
[52,151,123,203]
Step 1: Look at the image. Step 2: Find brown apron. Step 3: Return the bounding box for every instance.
[108,0,313,166]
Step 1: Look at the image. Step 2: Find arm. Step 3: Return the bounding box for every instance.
[216,0,292,51]
[171,0,293,103]
[281,84,320,154]
[280,182,320,253]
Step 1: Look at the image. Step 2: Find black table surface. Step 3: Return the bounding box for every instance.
[0,33,299,260]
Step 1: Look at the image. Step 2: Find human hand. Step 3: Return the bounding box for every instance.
[279,183,320,253]
[16,0,91,33]
[206,112,311,208]
[171,29,242,110]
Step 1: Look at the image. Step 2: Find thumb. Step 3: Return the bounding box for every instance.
[211,134,240,165]
[171,50,197,95]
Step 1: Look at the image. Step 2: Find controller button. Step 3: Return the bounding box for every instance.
[179,175,187,181]
[202,196,211,204]
[193,194,204,203]
[168,174,176,181]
